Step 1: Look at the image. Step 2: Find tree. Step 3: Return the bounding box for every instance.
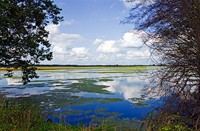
[0,0,63,84]
[124,0,200,129]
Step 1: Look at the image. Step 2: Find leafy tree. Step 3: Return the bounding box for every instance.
[124,0,200,130]
[0,0,63,84]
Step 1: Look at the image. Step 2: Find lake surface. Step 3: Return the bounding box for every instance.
[0,67,159,125]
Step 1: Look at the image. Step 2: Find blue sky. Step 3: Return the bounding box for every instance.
[44,0,153,65]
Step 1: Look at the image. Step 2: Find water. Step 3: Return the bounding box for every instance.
[0,68,159,125]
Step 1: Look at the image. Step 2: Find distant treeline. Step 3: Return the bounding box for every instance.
[36,64,160,67]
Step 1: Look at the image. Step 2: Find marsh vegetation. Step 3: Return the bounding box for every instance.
[0,66,158,130]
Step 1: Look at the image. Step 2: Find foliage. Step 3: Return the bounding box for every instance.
[0,0,63,84]
[143,112,194,131]
[124,0,200,130]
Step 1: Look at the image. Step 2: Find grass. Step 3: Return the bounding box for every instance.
[2,93,194,131]
[0,95,141,131]
[3,76,22,79]
[98,78,113,82]
[143,112,194,131]
[67,78,110,94]
[23,92,122,110]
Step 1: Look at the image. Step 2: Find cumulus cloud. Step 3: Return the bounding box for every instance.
[122,0,141,8]
[98,76,147,100]
[50,33,82,61]
[92,30,152,64]
[122,0,154,8]
[96,53,109,61]
[120,31,145,48]
[126,50,150,59]
[93,38,104,45]
[62,19,75,26]
[45,24,152,65]
[44,22,84,64]
[96,40,119,53]
[51,33,82,46]
[95,30,147,49]
[53,46,65,53]
[46,24,60,35]
[46,22,82,46]
[46,23,82,47]
[46,20,75,35]
[70,47,89,58]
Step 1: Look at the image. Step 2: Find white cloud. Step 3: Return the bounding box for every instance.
[46,24,60,35]
[53,46,65,53]
[46,23,82,47]
[62,19,75,26]
[44,25,152,65]
[122,0,141,8]
[70,47,89,58]
[46,20,75,35]
[94,30,147,49]
[93,39,104,45]
[96,53,109,61]
[120,30,147,48]
[126,50,150,59]
[97,76,147,100]
[51,33,82,46]
[122,0,154,8]
[50,33,82,62]
[44,23,84,64]
[91,30,152,64]
[96,40,119,53]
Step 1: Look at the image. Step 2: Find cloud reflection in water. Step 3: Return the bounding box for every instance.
[97,75,149,102]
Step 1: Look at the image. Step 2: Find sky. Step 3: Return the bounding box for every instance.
[43,0,153,65]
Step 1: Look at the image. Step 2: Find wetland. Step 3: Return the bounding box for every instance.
[0,66,159,127]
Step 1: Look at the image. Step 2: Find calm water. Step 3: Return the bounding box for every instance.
[0,68,159,125]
